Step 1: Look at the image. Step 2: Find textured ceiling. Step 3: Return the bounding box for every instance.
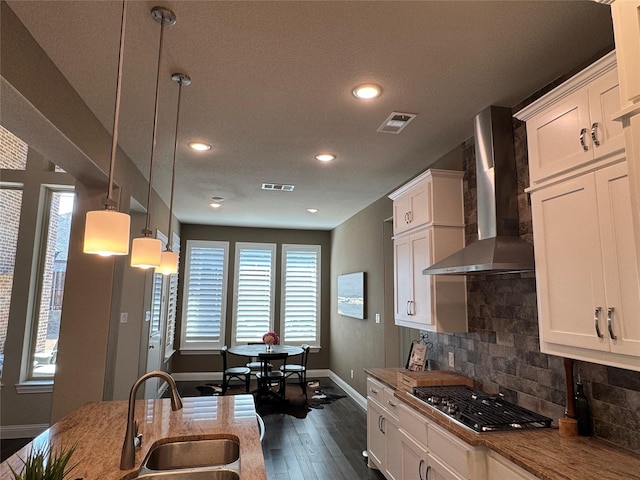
[6,1,614,230]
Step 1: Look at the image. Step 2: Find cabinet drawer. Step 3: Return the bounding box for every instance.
[428,421,478,479]
[367,377,385,404]
[398,402,428,447]
[486,451,538,480]
[383,388,400,421]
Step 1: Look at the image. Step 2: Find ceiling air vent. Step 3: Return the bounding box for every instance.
[377,111,417,134]
[261,183,295,192]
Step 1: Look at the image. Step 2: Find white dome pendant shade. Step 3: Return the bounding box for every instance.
[83,0,132,257]
[84,209,130,256]
[156,250,179,275]
[131,236,163,269]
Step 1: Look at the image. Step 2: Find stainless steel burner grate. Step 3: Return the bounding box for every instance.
[412,385,552,432]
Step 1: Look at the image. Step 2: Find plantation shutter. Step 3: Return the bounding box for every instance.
[180,240,229,350]
[164,233,180,358]
[282,245,321,345]
[233,243,275,344]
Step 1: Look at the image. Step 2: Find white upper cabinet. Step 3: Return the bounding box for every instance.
[515,52,624,185]
[390,170,467,333]
[389,169,464,236]
[531,160,640,364]
[611,1,640,110]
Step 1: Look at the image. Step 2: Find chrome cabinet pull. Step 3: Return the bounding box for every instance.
[370,387,379,394]
[580,128,589,151]
[378,415,382,432]
[407,301,411,316]
[607,307,617,340]
[419,459,425,480]
[594,307,603,338]
[425,465,432,480]
[591,122,600,146]
[408,211,413,224]
[387,400,397,407]
[379,416,386,434]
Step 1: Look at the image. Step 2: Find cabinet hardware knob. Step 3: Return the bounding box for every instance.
[579,128,589,151]
[607,307,617,340]
[594,307,603,339]
[591,122,601,147]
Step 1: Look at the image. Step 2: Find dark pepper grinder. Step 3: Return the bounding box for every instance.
[575,376,592,436]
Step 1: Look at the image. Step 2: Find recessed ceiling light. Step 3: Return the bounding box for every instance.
[189,142,212,151]
[315,153,336,162]
[307,208,319,214]
[352,83,382,100]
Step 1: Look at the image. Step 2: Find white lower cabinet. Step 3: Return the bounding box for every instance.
[366,378,402,480]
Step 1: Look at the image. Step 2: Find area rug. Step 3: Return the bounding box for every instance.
[195,380,346,419]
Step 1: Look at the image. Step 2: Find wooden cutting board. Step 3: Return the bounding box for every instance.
[397,370,474,392]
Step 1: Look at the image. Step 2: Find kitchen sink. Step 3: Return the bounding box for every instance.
[143,439,240,471]
[133,469,239,480]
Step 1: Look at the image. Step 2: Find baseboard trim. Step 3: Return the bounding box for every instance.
[328,371,367,411]
[1,423,48,439]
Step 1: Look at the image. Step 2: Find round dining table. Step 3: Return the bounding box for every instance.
[228,344,303,357]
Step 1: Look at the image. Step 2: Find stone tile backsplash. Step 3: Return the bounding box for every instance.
[426,118,640,454]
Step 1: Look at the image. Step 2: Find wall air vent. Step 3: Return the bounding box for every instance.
[261,183,295,192]
[377,111,417,134]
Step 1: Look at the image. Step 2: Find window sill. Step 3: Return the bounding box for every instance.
[16,380,54,394]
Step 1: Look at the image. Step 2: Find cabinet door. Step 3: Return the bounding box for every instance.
[386,416,402,480]
[588,68,624,160]
[394,182,430,235]
[611,1,640,106]
[526,88,592,183]
[400,432,428,480]
[531,175,608,351]
[596,162,640,356]
[367,400,386,469]
[394,235,413,323]
[410,229,432,327]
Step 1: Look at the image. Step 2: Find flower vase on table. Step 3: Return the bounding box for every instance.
[262,331,279,352]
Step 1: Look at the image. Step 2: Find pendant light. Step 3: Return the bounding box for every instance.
[130,6,176,269]
[156,72,190,275]
[83,0,131,256]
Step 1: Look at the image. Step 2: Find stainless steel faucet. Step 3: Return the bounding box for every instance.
[120,370,183,470]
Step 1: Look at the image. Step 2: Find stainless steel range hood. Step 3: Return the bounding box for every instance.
[422,106,535,275]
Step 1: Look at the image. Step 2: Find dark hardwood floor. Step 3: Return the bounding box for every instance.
[2,378,386,480]
[260,379,386,480]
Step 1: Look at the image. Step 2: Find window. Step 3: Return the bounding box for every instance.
[232,243,276,345]
[0,188,23,378]
[180,240,229,351]
[281,245,321,346]
[164,232,180,360]
[30,190,74,379]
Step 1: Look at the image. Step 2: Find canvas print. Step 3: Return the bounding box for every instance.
[337,272,365,319]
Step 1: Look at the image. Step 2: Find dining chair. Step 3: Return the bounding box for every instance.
[246,342,267,372]
[255,352,288,403]
[220,346,251,395]
[280,344,311,397]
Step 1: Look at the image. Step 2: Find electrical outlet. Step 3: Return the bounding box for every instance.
[448,351,455,368]
[350,369,354,379]
[375,313,381,324]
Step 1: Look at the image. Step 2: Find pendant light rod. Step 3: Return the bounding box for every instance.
[166,72,191,249]
[142,6,176,237]
[105,0,128,207]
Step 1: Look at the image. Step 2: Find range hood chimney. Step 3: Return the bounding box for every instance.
[422,106,535,275]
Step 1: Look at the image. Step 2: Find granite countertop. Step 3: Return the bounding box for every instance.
[0,394,266,480]
[365,367,640,480]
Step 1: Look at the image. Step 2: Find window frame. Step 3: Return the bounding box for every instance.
[28,187,75,380]
[231,242,276,346]
[180,239,229,352]
[280,244,321,348]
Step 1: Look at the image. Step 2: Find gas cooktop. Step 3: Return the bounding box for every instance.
[412,385,553,433]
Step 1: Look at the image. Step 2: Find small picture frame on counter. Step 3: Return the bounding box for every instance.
[406,341,428,371]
